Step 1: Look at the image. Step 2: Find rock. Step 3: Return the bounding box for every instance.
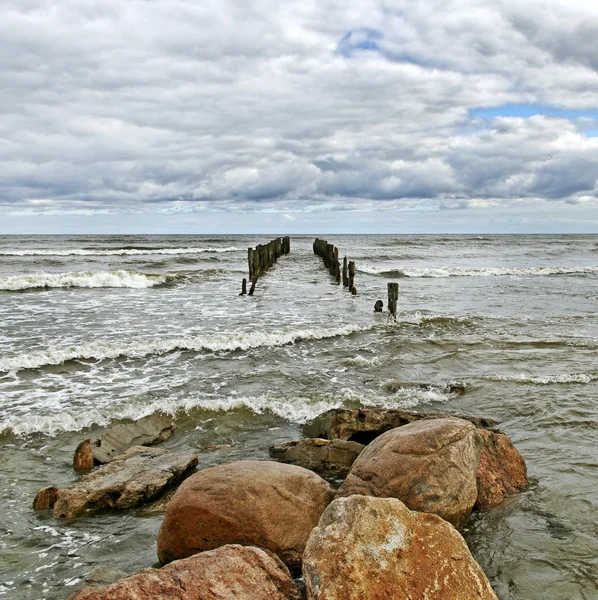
[374,300,383,312]
[49,446,198,519]
[303,495,498,600]
[303,407,498,444]
[157,460,334,571]
[268,438,365,479]
[336,418,482,528]
[83,413,174,465]
[71,544,302,600]
[67,566,128,599]
[385,381,466,396]
[73,439,94,470]
[32,485,59,511]
[476,429,529,510]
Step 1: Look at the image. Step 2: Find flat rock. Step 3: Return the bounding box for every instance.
[303,495,498,600]
[46,446,198,518]
[76,413,174,466]
[336,418,482,528]
[303,407,498,444]
[268,438,365,479]
[157,460,334,571]
[71,544,302,600]
[476,429,529,510]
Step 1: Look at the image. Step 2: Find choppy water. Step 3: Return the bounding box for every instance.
[1,234,597,599]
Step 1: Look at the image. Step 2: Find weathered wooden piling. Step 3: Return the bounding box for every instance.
[240,278,247,296]
[313,238,355,294]
[388,282,399,321]
[348,261,356,295]
[244,237,290,295]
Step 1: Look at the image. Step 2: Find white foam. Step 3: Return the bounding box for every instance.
[0,270,179,291]
[484,373,597,385]
[359,264,598,278]
[0,323,374,373]
[0,246,240,256]
[0,383,450,436]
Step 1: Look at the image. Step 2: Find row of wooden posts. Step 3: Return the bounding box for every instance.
[241,236,290,295]
[313,238,357,295]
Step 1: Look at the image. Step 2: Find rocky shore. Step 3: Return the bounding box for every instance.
[34,404,529,599]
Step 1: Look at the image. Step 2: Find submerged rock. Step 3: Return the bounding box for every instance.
[268,438,365,479]
[336,418,482,528]
[71,545,302,600]
[476,429,529,509]
[303,407,497,444]
[40,446,198,518]
[303,495,498,600]
[73,413,174,468]
[157,460,334,571]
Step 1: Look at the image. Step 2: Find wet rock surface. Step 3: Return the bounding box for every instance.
[39,446,198,519]
[303,495,498,600]
[336,418,482,528]
[157,459,334,570]
[71,544,302,600]
[268,438,365,479]
[476,429,529,509]
[303,407,498,444]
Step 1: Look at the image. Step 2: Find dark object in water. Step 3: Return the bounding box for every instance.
[374,300,383,312]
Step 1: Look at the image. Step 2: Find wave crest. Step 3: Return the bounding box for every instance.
[359,265,598,278]
[0,246,240,257]
[0,270,183,291]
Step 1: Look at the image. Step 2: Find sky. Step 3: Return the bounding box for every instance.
[1,0,598,234]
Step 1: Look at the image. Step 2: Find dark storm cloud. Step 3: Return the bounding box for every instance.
[1,0,597,223]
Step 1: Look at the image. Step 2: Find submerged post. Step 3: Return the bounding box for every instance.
[388,282,399,321]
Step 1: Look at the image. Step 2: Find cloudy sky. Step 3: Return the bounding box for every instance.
[2,0,598,234]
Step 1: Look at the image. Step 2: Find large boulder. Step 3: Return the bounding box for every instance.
[303,495,498,600]
[336,418,482,528]
[73,413,174,468]
[35,446,198,519]
[476,429,529,510]
[268,438,365,479]
[303,407,498,444]
[157,460,334,570]
[71,544,301,600]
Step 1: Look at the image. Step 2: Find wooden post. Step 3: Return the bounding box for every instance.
[348,261,355,294]
[388,282,399,321]
[248,277,258,296]
[343,256,348,287]
[240,278,247,295]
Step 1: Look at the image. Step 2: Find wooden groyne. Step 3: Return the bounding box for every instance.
[241,236,290,295]
[313,238,356,295]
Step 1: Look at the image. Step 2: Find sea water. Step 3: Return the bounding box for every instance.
[1,234,597,599]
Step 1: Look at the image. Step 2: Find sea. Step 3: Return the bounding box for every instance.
[0,234,597,600]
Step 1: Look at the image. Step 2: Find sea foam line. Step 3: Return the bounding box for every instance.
[0,323,374,373]
[358,265,598,278]
[0,270,181,291]
[0,246,240,256]
[482,373,598,385]
[0,385,448,437]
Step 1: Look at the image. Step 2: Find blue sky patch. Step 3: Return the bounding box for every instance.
[470,103,598,120]
[337,28,384,57]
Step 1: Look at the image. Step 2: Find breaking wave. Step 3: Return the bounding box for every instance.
[0,270,184,291]
[0,246,240,257]
[0,385,450,436]
[358,265,598,278]
[482,373,598,385]
[0,323,375,373]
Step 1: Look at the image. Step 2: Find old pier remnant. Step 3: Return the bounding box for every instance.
[388,282,399,321]
[242,236,290,295]
[313,238,356,294]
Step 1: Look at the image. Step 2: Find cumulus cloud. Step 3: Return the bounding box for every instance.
[1,0,597,229]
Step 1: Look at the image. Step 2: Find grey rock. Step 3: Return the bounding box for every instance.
[50,446,198,519]
[269,438,365,479]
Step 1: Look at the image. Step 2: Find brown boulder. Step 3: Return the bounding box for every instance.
[32,486,59,511]
[303,407,498,444]
[157,460,334,570]
[48,446,198,518]
[476,429,529,510]
[303,495,498,600]
[72,544,301,600]
[336,418,481,528]
[268,438,365,479]
[73,439,95,470]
